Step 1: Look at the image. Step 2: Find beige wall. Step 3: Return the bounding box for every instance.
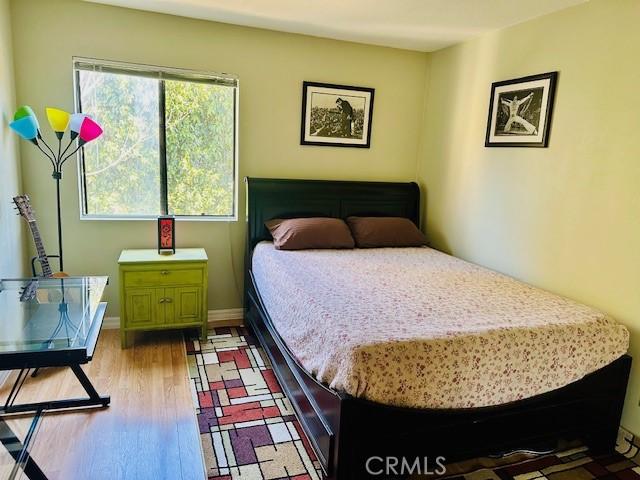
[9,0,429,315]
[418,0,640,432]
[0,0,25,278]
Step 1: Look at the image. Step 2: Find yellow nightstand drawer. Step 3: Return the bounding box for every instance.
[123,268,203,288]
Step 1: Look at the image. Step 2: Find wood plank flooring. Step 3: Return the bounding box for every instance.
[0,330,205,480]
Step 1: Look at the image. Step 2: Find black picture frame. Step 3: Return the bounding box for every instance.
[157,216,175,254]
[300,81,375,148]
[485,71,558,148]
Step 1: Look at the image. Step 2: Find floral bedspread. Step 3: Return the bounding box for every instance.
[251,243,629,409]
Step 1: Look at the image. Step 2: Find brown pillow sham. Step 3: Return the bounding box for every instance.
[265,217,355,250]
[346,216,426,248]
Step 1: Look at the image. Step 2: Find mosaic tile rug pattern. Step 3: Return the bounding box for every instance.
[187,327,640,480]
[428,431,640,479]
[186,327,322,480]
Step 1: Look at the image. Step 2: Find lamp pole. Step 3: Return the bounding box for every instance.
[53,171,64,272]
[51,138,84,273]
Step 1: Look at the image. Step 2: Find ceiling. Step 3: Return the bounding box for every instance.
[84,0,587,52]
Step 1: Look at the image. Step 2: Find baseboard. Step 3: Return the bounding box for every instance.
[207,308,244,326]
[103,316,121,329]
[103,308,244,330]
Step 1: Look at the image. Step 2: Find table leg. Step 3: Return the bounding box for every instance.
[70,365,110,407]
[0,365,110,415]
[3,369,29,411]
[0,417,48,480]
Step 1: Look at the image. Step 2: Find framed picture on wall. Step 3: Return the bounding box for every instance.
[300,81,375,148]
[485,71,558,147]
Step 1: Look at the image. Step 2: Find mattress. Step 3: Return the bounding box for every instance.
[251,242,629,409]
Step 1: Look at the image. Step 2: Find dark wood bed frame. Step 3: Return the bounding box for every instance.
[244,177,631,479]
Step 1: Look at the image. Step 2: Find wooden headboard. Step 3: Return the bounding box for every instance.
[245,177,420,254]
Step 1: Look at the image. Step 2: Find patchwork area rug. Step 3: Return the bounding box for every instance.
[186,327,640,480]
[425,437,640,479]
[186,326,322,479]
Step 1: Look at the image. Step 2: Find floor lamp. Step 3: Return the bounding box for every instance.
[9,106,103,273]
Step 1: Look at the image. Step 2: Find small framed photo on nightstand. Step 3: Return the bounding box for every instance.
[157,216,175,254]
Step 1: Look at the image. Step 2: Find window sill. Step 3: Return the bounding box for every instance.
[80,214,238,222]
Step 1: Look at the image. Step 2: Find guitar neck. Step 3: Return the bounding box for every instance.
[28,221,53,277]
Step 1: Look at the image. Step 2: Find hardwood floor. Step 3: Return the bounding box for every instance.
[0,329,205,480]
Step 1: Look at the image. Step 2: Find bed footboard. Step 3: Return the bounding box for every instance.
[337,354,630,478]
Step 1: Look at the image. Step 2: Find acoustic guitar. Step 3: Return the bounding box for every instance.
[13,195,71,379]
[13,194,68,279]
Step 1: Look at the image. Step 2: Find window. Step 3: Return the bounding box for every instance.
[74,58,238,220]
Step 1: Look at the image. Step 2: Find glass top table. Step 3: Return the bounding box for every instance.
[0,277,108,367]
[0,276,110,480]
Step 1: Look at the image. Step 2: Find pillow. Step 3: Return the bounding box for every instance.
[346,216,426,248]
[265,217,355,250]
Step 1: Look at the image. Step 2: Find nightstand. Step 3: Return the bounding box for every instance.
[118,248,208,348]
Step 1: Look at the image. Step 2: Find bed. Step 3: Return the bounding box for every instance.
[244,177,631,479]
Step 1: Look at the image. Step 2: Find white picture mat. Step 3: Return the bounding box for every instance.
[489,78,551,144]
[304,86,372,145]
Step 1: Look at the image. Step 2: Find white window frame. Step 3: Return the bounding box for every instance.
[73,57,239,222]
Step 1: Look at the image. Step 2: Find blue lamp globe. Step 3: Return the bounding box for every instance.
[9,115,39,143]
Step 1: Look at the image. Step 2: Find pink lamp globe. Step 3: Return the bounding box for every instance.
[78,116,103,145]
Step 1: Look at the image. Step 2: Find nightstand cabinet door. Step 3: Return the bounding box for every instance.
[173,286,201,324]
[125,288,162,327]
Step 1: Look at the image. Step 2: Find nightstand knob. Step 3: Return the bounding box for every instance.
[165,297,173,303]
[159,298,165,303]
[160,270,170,275]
